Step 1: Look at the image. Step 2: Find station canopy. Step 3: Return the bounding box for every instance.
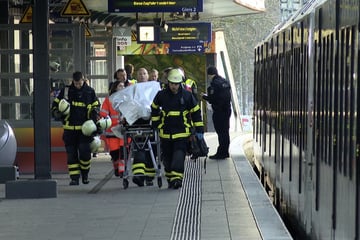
[37,0,265,28]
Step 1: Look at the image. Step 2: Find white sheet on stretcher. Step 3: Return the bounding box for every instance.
[109,81,161,126]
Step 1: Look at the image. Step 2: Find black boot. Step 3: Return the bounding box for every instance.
[167,180,173,189]
[172,179,182,189]
[69,179,79,186]
[132,176,144,187]
[82,175,89,184]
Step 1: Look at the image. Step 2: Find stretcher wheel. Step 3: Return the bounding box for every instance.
[123,179,129,189]
[157,177,162,188]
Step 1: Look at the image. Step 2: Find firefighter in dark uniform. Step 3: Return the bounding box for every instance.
[151,69,204,189]
[202,66,231,159]
[52,71,101,186]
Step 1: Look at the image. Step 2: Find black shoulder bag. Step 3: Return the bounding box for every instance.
[188,130,209,173]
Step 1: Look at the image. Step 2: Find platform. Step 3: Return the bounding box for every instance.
[0,132,292,240]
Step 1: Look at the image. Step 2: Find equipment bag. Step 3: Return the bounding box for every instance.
[188,134,209,173]
[194,135,209,157]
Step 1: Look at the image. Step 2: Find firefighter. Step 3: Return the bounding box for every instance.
[100,80,126,177]
[52,71,101,186]
[151,69,204,189]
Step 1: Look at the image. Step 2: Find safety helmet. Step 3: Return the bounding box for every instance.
[90,136,101,153]
[81,120,97,136]
[177,68,185,80]
[58,99,70,115]
[167,69,184,83]
[97,117,112,130]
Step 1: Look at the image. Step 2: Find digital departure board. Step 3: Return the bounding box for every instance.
[160,22,211,43]
[108,0,203,13]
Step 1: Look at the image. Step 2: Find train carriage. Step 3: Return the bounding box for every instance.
[253,0,359,239]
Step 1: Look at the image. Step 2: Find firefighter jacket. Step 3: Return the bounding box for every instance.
[151,87,204,140]
[202,75,231,112]
[52,83,100,130]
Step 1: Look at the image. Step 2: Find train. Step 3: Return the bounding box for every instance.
[253,0,359,239]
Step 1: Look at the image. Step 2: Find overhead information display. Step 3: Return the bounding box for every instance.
[160,22,211,43]
[108,0,203,13]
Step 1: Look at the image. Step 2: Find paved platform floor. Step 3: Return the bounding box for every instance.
[0,132,292,240]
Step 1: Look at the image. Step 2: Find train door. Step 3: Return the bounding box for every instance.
[0,23,85,173]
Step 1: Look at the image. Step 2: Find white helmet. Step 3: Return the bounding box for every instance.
[90,136,101,153]
[81,120,97,136]
[97,117,112,130]
[58,99,70,115]
[167,69,184,83]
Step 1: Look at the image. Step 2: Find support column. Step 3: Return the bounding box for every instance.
[5,0,57,199]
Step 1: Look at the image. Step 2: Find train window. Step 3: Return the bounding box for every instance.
[343,27,350,176]
[328,33,334,166]
[341,26,357,179]
[338,28,346,174]
[324,35,331,165]
[314,38,322,166]
[348,26,356,179]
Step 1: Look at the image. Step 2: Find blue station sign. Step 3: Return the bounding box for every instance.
[168,42,206,54]
[160,22,211,43]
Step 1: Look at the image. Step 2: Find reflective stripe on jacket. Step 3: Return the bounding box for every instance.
[151,87,204,140]
[52,83,100,130]
[100,96,120,137]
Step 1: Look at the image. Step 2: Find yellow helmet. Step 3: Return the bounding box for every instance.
[81,120,97,136]
[167,69,184,83]
[58,99,70,115]
[97,117,112,130]
[90,136,101,153]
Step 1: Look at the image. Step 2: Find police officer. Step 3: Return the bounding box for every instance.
[202,66,231,159]
[52,71,101,185]
[151,69,204,189]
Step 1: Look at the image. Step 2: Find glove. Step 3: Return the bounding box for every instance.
[52,109,62,120]
[90,108,100,123]
[196,132,204,140]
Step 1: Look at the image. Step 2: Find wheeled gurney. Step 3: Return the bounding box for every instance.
[121,124,162,189]
[109,81,162,188]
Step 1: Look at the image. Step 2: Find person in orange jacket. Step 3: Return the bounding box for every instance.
[100,80,126,177]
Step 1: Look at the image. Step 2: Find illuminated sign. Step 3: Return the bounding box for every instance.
[160,22,211,43]
[136,23,159,43]
[108,0,203,13]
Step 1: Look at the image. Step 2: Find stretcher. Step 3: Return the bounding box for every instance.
[109,82,162,188]
[121,124,162,189]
